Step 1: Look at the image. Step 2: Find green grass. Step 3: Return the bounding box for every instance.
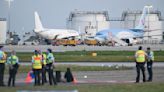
[5,51,164,62]
[5,65,132,74]
[0,83,164,92]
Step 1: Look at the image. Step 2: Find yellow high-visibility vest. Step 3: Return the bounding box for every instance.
[0,52,6,63]
[43,54,47,65]
[136,50,146,63]
[46,53,54,64]
[147,51,154,61]
[32,55,42,69]
[8,55,18,65]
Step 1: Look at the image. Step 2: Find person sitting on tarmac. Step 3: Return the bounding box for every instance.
[64,68,74,83]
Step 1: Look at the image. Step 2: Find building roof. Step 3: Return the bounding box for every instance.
[121,10,163,21]
[0,18,6,21]
[68,10,109,21]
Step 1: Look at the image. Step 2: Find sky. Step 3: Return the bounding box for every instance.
[0,0,164,35]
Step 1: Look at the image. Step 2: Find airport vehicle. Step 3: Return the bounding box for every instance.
[52,39,78,46]
[94,6,150,46]
[84,39,98,46]
[34,12,79,40]
[22,40,39,45]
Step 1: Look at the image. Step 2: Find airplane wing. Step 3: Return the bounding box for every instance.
[130,29,144,32]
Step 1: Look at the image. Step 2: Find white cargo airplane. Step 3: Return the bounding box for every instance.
[94,6,152,45]
[34,12,79,40]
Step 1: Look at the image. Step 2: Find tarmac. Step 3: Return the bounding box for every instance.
[21,62,164,67]
[3,67,164,86]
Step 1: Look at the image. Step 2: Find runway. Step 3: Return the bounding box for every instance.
[3,68,164,85]
[21,62,164,67]
[3,44,164,52]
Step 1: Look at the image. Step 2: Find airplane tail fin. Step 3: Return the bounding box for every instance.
[134,6,148,30]
[34,11,44,32]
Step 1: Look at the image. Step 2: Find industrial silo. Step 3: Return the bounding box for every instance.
[121,10,164,42]
[0,18,7,44]
[67,11,110,36]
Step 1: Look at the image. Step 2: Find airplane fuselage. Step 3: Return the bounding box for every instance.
[95,29,144,43]
[35,29,79,40]
[34,12,79,40]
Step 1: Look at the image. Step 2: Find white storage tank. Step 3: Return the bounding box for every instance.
[121,10,164,41]
[0,18,7,44]
[67,11,110,36]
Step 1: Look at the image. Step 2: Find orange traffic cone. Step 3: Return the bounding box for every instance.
[25,75,32,84]
[25,71,33,84]
[73,76,77,84]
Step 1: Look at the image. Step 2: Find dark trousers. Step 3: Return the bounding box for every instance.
[33,69,41,86]
[42,65,47,85]
[47,63,57,85]
[136,62,146,82]
[8,67,17,87]
[0,63,5,86]
[147,61,153,81]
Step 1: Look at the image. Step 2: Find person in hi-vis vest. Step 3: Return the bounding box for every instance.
[146,47,154,82]
[7,50,19,87]
[32,50,43,86]
[135,46,147,83]
[0,46,7,86]
[46,48,57,85]
[38,50,47,85]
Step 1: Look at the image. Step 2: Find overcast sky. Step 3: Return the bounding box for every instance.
[0,0,164,35]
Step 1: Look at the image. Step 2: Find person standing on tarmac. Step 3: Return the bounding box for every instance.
[38,50,47,85]
[146,47,154,82]
[135,46,147,83]
[0,45,7,86]
[7,50,19,87]
[46,48,57,85]
[32,50,43,86]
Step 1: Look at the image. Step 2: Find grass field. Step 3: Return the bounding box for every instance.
[0,83,164,92]
[5,51,164,62]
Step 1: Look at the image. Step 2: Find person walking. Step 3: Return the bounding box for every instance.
[135,46,147,83]
[7,50,19,87]
[32,50,42,86]
[146,47,154,82]
[0,46,7,86]
[46,48,57,85]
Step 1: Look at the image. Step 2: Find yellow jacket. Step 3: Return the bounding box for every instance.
[135,50,146,63]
